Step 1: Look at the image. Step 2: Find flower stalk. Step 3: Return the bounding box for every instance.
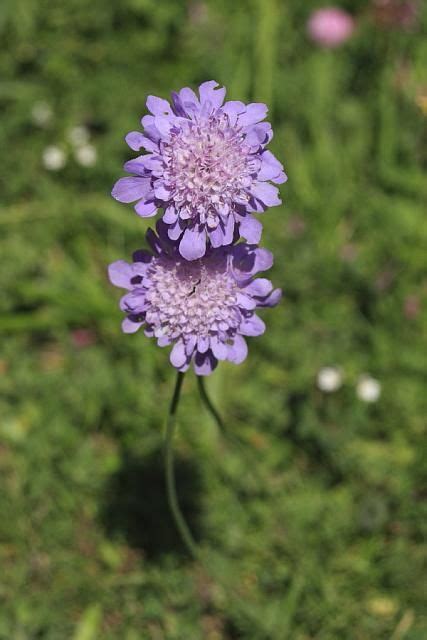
[164,371,199,559]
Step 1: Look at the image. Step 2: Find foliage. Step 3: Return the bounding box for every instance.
[0,0,426,638]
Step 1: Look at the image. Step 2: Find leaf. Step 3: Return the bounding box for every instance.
[72,604,102,640]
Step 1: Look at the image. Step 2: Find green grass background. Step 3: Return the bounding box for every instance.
[0,0,426,638]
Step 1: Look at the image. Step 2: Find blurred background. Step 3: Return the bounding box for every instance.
[0,0,426,638]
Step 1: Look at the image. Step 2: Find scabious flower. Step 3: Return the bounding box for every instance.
[307,7,355,48]
[112,81,287,260]
[108,222,281,375]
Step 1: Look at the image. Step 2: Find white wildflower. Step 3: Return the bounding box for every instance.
[31,101,53,127]
[42,146,66,171]
[356,375,381,403]
[317,366,343,393]
[68,125,90,147]
[75,144,97,167]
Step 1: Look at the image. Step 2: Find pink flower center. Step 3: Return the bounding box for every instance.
[145,256,239,339]
[162,114,257,225]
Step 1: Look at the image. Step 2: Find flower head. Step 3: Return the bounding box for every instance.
[31,101,53,127]
[356,375,381,403]
[307,7,355,48]
[68,125,90,146]
[75,144,97,167]
[112,81,286,260]
[108,222,281,375]
[317,366,343,393]
[42,145,67,171]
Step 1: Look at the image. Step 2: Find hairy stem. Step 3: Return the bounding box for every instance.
[164,371,199,559]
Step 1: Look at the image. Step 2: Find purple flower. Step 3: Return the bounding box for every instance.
[307,8,355,48]
[108,223,281,376]
[112,81,287,261]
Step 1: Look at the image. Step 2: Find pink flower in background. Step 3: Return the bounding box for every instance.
[403,295,420,320]
[307,7,355,48]
[71,329,96,349]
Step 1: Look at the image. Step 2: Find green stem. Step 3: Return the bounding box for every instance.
[198,375,246,452]
[197,376,265,484]
[164,371,199,559]
[189,377,266,627]
[197,376,225,432]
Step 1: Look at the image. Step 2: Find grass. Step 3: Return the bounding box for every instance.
[0,0,426,638]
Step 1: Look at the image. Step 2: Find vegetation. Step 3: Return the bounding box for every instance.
[0,1,426,637]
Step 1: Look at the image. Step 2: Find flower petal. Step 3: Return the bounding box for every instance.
[198,80,226,110]
[258,287,282,307]
[222,100,246,125]
[178,87,200,114]
[258,150,287,183]
[125,154,163,173]
[125,131,156,152]
[134,200,157,217]
[163,206,178,224]
[194,350,217,376]
[120,291,147,313]
[123,157,150,175]
[185,334,198,356]
[251,181,281,207]
[154,183,172,200]
[210,335,228,360]
[231,245,274,279]
[108,261,133,289]
[223,212,235,245]
[154,115,174,138]
[146,95,172,116]
[239,215,262,244]
[227,335,248,364]
[236,292,257,310]
[112,177,151,203]
[254,248,274,273]
[168,220,184,240]
[238,103,268,127]
[208,223,226,248]
[239,315,266,336]
[244,278,273,297]
[179,226,206,260]
[170,340,187,368]
[122,317,143,334]
[245,123,273,148]
[197,335,210,353]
